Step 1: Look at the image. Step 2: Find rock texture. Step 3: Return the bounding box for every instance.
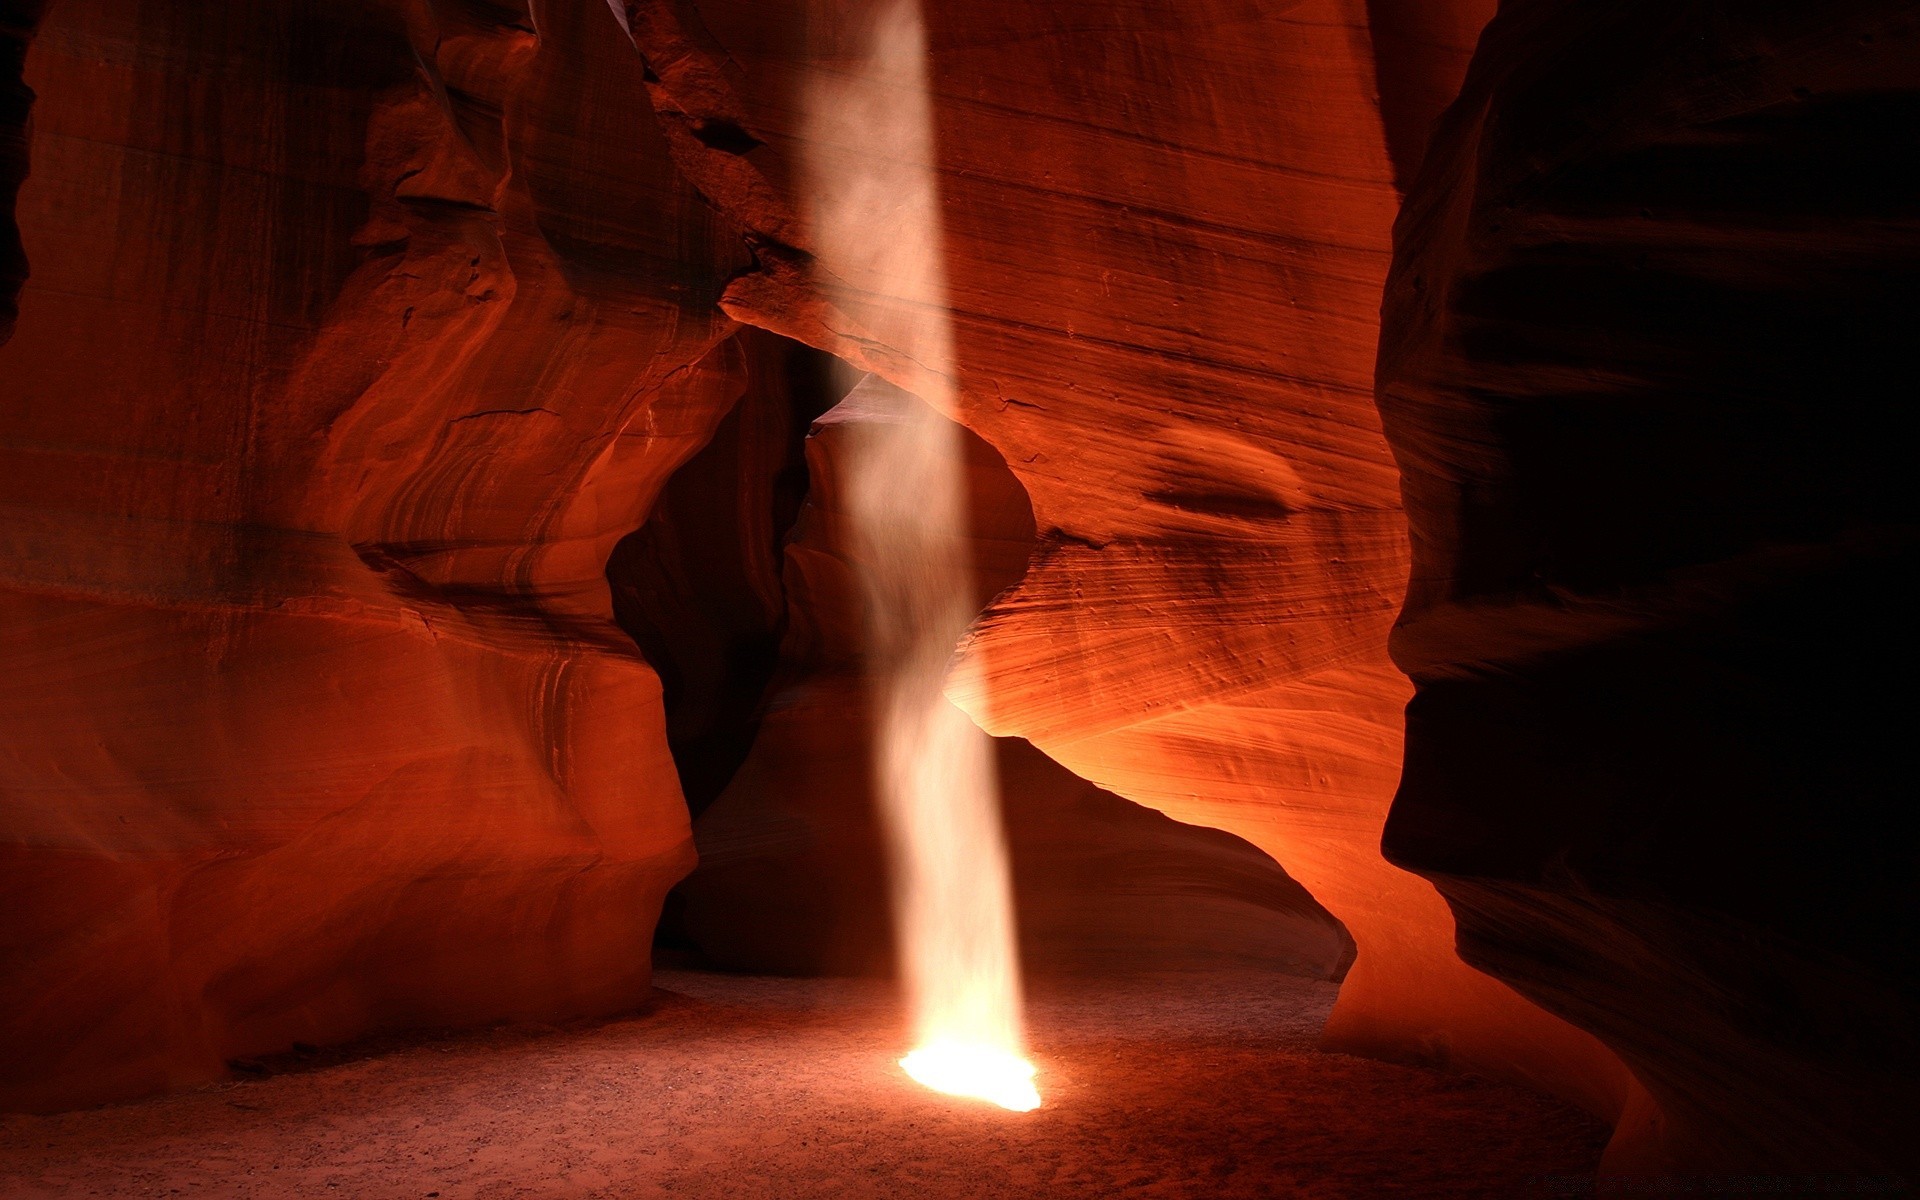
[0,0,744,1110]
[0,0,44,345]
[1376,1,1920,1173]
[689,704,1357,983]
[664,376,1352,981]
[613,0,1638,1131]
[1364,0,1499,188]
[7,0,1906,1177]
[607,328,841,817]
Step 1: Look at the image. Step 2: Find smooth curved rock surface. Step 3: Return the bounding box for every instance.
[612,0,1638,1130]
[688,688,1358,983]
[0,0,44,345]
[608,328,842,816]
[673,377,1354,981]
[0,0,742,1110]
[1376,0,1920,1173]
[6,0,1901,1175]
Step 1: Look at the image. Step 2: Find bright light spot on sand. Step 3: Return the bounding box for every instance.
[798,0,1039,1111]
[901,1041,1042,1113]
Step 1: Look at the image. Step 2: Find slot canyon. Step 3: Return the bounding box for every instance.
[0,0,1913,1195]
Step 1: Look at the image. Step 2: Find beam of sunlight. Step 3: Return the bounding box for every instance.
[797,0,1039,1112]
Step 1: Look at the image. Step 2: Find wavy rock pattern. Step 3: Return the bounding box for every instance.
[1377,0,1920,1172]
[607,328,839,815]
[0,0,45,345]
[0,0,743,1109]
[6,0,1899,1174]
[613,0,1641,1136]
[667,374,1353,980]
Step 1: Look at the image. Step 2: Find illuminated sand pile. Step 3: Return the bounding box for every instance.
[797,0,1038,1112]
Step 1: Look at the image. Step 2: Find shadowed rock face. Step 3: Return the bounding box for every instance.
[613,0,1636,1132]
[4,0,1625,1126]
[2,0,1910,1176]
[687,709,1358,984]
[1364,0,1498,189]
[1376,0,1920,1173]
[0,1,46,345]
[607,328,842,819]
[650,372,1353,982]
[0,0,745,1110]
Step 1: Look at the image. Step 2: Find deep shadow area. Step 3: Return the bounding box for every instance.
[607,329,844,819]
[614,338,1355,984]
[686,727,1356,981]
[1377,3,1920,1170]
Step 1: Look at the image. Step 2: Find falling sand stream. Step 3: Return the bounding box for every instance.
[796,0,1039,1110]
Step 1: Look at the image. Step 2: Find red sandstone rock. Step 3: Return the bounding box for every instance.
[10,0,1546,1119]
[0,0,740,1110]
[669,377,1352,980]
[1363,0,1499,188]
[1376,0,1920,1173]
[687,683,1358,983]
[613,0,1640,1137]
[0,2,43,345]
[607,328,840,813]
[5,0,1904,1178]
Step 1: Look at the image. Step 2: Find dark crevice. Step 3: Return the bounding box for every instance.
[607,327,843,821]
[689,117,762,156]
[1362,0,1495,191]
[0,1,49,347]
[614,344,1355,981]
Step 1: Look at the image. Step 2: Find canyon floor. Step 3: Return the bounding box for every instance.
[0,968,1606,1199]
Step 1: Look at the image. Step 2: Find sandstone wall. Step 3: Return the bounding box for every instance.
[8,0,1905,1175]
[1377,0,1920,1172]
[0,0,740,1109]
[610,0,1641,1131]
[646,372,1353,981]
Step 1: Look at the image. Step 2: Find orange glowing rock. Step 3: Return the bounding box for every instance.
[0,0,737,1110]
[613,0,1637,1149]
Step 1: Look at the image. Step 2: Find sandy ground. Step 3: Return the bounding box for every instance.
[0,968,1606,1199]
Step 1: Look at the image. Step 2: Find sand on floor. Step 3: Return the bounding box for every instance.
[0,968,1606,1199]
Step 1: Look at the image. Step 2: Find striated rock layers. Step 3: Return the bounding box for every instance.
[645,372,1353,981]
[6,0,1905,1176]
[2,0,1642,1137]
[0,0,746,1109]
[610,0,1640,1137]
[606,328,840,819]
[1377,1,1920,1173]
